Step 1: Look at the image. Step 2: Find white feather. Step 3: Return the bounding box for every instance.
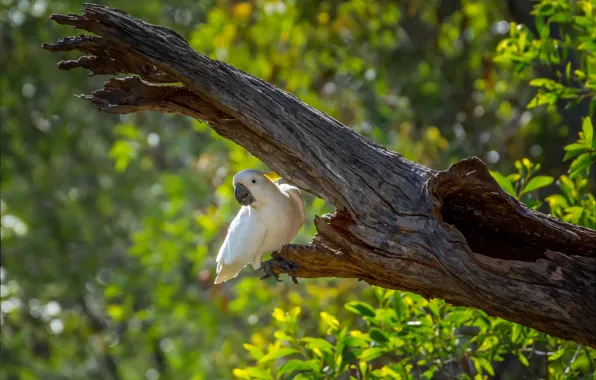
[214,206,266,284]
[278,184,306,239]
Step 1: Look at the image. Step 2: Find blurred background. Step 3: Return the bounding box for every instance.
[1,0,595,379]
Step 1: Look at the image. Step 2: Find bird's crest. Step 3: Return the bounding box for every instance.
[263,171,282,183]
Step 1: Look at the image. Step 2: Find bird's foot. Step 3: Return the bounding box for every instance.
[260,261,282,282]
[260,251,299,284]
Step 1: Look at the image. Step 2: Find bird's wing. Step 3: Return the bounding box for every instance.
[215,206,266,284]
[278,184,305,237]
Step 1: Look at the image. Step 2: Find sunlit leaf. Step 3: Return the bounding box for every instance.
[548,348,566,361]
[259,348,299,364]
[359,347,388,362]
[582,117,593,145]
[520,175,554,195]
[320,312,340,333]
[243,344,265,360]
[301,338,334,355]
[345,301,376,318]
[369,328,389,344]
[277,360,319,377]
[489,171,517,196]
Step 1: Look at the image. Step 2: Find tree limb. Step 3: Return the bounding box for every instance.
[42,4,596,347]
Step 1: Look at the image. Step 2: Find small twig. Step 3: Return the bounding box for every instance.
[564,344,582,375]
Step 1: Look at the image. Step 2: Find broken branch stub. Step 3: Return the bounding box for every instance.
[42,3,596,347]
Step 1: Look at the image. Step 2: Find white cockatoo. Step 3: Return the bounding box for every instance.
[214,169,305,284]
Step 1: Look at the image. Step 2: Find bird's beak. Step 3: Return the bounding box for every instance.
[234,183,255,206]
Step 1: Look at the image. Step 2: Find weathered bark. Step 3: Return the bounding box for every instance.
[42,4,596,347]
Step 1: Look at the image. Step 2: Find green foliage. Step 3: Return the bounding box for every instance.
[490,122,595,228]
[236,292,596,379]
[490,157,554,208]
[564,117,596,178]
[494,0,596,112]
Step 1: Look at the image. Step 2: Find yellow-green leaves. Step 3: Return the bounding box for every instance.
[495,0,596,113]
[492,121,595,228]
[583,115,594,143]
[109,140,139,172]
[320,312,340,334]
[489,171,517,196]
[490,158,554,209]
[276,360,319,377]
[300,337,334,357]
[565,117,596,178]
[243,344,265,361]
[107,304,124,322]
[258,348,299,364]
[520,175,554,196]
[344,301,376,318]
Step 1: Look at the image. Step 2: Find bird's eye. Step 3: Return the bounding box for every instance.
[252,179,256,184]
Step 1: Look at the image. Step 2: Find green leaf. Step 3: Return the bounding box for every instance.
[335,327,349,354]
[520,175,554,195]
[422,367,439,379]
[445,310,471,324]
[104,284,121,299]
[301,338,334,355]
[565,62,572,79]
[114,123,140,139]
[293,374,314,380]
[548,348,566,361]
[529,78,557,88]
[550,13,571,23]
[519,32,527,51]
[511,324,523,343]
[259,348,299,364]
[345,301,376,318]
[369,328,389,344]
[480,358,495,376]
[392,293,406,320]
[559,175,575,197]
[344,336,370,348]
[582,117,593,145]
[564,206,584,224]
[564,143,589,152]
[320,312,340,333]
[243,367,275,380]
[372,366,402,379]
[478,336,498,352]
[243,344,265,360]
[274,330,293,341]
[373,308,397,323]
[569,153,596,178]
[428,301,440,318]
[545,194,569,209]
[563,144,590,161]
[359,347,388,362]
[277,360,319,377]
[107,304,124,322]
[490,171,517,196]
[232,368,251,379]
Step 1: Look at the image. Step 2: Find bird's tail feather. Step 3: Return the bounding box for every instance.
[214,263,245,284]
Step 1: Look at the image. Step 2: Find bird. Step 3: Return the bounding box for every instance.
[214,169,305,284]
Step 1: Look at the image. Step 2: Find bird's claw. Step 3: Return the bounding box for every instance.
[260,251,299,284]
[260,260,282,282]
